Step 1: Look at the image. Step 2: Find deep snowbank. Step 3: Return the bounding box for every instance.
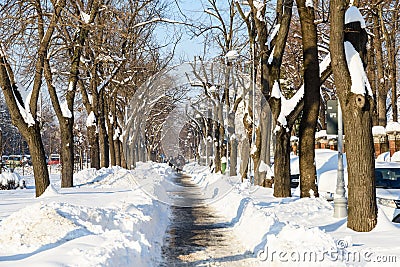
[0,162,172,266]
[184,160,400,266]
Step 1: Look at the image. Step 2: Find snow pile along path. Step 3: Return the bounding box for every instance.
[0,162,171,266]
[184,161,400,266]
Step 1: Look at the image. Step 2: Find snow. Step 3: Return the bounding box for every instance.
[268,47,275,64]
[372,125,387,135]
[344,41,372,96]
[320,53,331,75]
[68,80,74,91]
[253,0,265,22]
[376,151,391,162]
[113,127,120,140]
[386,121,400,133]
[86,111,96,127]
[306,0,314,8]
[80,11,91,24]
[0,162,171,266]
[391,151,400,162]
[0,172,25,189]
[250,145,257,155]
[266,24,280,49]
[2,155,400,266]
[345,6,366,29]
[259,160,268,172]
[225,50,239,61]
[316,129,327,138]
[274,85,304,133]
[60,100,72,118]
[271,80,281,99]
[15,89,35,127]
[184,152,400,265]
[0,44,5,56]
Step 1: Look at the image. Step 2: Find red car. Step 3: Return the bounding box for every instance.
[48,154,61,165]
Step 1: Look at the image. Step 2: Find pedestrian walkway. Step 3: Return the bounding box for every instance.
[160,173,260,266]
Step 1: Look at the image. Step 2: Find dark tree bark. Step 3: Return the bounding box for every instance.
[0,55,51,197]
[239,136,250,182]
[79,75,100,170]
[98,89,110,168]
[296,0,320,198]
[273,127,292,196]
[371,12,387,126]
[330,2,377,232]
[45,0,100,187]
[114,139,121,166]
[0,0,66,196]
[87,125,100,169]
[60,119,74,187]
[106,100,116,166]
[266,0,295,197]
[120,141,127,168]
[257,100,272,185]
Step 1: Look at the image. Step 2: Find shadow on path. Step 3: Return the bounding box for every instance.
[160,173,258,266]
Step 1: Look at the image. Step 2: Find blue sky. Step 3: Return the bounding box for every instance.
[155,0,222,63]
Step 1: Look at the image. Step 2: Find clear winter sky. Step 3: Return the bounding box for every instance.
[156,0,222,63]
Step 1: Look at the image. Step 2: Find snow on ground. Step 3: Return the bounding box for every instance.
[2,152,400,266]
[184,151,400,266]
[0,162,174,266]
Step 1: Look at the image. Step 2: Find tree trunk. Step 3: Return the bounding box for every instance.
[108,123,116,166]
[253,127,263,186]
[98,115,109,168]
[297,0,320,198]
[252,0,294,196]
[214,122,222,173]
[230,137,238,176]
[273,128,292,197]
[0,51,51,197]
[345,95,377,231]
[389,47,398,122]
[119,141,126,168]
[228,112,237,176]
[330,2,377,232]
[213,103,223,173]
[372,14,387,126]
[259,99,272,183]
[366,24,377,126]
[240,136,250,181]
[140,139,146,162]
[28,126,50,197]
[60,119,74,187]
[114,139,121,166]
[87,125,100,170]
[206,115,213,168]
[319,99,326,129]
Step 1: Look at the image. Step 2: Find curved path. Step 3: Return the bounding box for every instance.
[159,173,260,266]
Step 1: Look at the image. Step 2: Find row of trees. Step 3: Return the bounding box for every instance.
[164,0,398,232]
[0,0,398,233]
[0,0,178,196]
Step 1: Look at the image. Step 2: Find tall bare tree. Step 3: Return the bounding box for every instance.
[330,2,377,232]
[237,0,298,196]
[43,0,101,187]
[0,0,66,196]
[296,0,320,197]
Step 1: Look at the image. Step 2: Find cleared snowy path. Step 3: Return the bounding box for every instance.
[160,173,260,266]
